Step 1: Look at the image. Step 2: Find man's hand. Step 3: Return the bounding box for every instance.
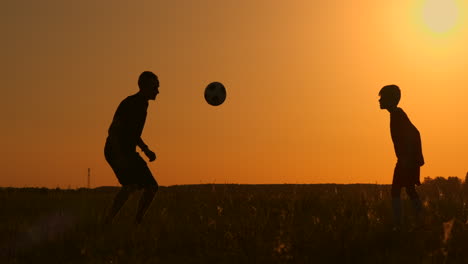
[143,149,157,162]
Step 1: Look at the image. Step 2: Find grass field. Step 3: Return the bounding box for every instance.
[2,181,468,263]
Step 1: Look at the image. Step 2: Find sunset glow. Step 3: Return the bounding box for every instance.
[1,0,467,188]
[422,0,459,33]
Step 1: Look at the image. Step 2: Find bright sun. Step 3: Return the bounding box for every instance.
[422,0,459,33]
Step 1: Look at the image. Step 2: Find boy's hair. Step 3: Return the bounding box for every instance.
[138,71,158,89]
[379,84,401,105]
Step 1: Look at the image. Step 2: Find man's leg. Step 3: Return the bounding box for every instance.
[391,185,402,228]
[104,185,138,224]
[135,185,158,225]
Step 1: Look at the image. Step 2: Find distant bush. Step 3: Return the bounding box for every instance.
[421,175,468,200]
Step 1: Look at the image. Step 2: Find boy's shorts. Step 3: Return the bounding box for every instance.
[392,162,421,187]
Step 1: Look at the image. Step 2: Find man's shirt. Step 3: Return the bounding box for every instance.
[107,93,148,154]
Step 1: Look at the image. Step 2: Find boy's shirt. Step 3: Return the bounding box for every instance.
[390,107,424,167]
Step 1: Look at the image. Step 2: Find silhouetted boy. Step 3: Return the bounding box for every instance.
[104,71,159,225]
[379,85,424,229]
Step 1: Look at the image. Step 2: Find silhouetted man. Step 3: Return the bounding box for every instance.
[104,71,159,225]
[379,85,424,229]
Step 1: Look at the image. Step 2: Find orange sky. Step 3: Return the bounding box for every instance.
[1,0,467,188]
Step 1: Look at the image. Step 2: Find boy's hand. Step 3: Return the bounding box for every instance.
[398,158,417,168]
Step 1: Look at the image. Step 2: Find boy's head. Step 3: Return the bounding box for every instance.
[379,84,400,110]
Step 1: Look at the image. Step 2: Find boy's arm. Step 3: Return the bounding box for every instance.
[401,126,423,167]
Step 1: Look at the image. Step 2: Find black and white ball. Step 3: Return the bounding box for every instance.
[204,82,226,106]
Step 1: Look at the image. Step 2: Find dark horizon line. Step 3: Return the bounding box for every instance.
[2,175,466,190]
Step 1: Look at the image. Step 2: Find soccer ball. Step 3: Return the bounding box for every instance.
[204,82,226,106]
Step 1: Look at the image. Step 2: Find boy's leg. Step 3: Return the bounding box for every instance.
[135,185,158,225]
[391,185,402,228]
[104,185,138,224]
[406,185,422,214]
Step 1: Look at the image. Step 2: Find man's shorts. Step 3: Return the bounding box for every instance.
[104,141,158,188]
[392,162,421,187]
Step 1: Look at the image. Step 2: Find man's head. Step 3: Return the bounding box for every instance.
[379,84,400,110]
[138,71,159,100]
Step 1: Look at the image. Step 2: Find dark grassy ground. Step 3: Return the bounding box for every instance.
[1,183,468,263]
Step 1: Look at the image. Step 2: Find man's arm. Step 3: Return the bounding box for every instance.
[137,137,156,161]
[137,137,149,152]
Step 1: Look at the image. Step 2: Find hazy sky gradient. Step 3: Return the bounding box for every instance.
[1,0,467,187]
